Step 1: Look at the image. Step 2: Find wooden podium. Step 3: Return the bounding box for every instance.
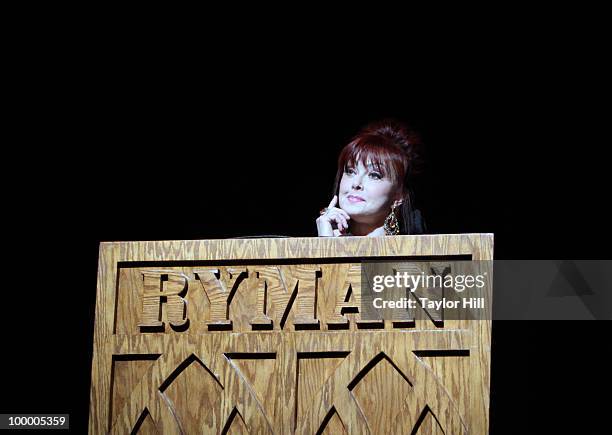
[89,234,493,434]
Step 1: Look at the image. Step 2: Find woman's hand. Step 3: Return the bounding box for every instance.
[316,195,351,237]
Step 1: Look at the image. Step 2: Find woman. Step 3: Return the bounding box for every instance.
[317,120,426,237]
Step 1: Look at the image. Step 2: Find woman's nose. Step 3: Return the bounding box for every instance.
[352,177,363,190]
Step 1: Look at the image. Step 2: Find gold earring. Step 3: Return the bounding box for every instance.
[383,202,400,236]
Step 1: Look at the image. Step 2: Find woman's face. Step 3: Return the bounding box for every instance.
[338,159,401,224]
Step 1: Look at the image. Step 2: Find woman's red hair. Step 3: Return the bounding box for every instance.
[333,119,421,194]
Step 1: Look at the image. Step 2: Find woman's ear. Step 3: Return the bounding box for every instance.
[393,190,404,207]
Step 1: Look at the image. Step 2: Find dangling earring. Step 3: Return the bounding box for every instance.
[384,201,401,236]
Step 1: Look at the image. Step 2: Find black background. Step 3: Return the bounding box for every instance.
[3,55,610,433]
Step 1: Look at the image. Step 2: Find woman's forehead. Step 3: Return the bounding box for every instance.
[347,152,386,170]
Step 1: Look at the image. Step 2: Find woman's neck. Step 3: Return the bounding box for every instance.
[349,221,386,237]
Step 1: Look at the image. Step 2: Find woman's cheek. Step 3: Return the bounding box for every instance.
[365,183,382,199]
[339,175,350,190]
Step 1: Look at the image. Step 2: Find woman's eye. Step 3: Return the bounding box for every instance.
[369,172,382,180]
[345,168,356,175]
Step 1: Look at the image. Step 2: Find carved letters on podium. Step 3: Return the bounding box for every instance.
[136,265,377,331]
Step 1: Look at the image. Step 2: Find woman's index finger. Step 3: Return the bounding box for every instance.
[328,195,338,208]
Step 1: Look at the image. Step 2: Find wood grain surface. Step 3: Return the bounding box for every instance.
[89,234,493,434]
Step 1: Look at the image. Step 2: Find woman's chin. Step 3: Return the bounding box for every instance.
[341,203,363,215]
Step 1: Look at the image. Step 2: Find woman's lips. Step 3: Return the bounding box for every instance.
[347,195,365,203]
